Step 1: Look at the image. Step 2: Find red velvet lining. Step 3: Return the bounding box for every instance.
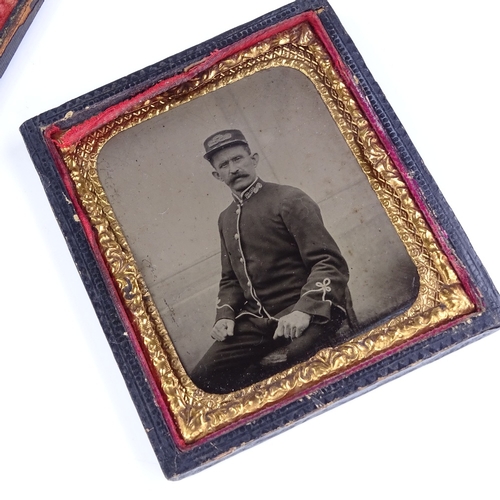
[0,0,17,31]
[46,10,480,449]
[54,13,317,150]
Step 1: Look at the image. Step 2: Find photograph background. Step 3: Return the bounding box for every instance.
[98,66,418,371]
[1,1,498,498]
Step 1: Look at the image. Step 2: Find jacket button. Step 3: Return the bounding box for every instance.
[234,233,239,240]
[239,258,244,263]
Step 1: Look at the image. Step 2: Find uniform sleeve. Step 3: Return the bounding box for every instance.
[214,221,245,323]
[281,191,349,323]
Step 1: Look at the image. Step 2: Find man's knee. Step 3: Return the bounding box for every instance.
[261,317,343,366]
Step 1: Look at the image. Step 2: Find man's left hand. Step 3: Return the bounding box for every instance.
[273,311,311,340]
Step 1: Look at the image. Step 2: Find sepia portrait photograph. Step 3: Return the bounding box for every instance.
[97,65,419,394]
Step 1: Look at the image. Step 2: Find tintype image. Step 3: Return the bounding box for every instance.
[97,66,419,392]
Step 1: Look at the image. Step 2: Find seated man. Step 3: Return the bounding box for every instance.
[190,130,350,393]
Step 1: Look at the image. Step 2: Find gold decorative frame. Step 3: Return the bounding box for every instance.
[52,21,474,444]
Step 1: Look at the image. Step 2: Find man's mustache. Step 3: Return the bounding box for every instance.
[230,172,248,179]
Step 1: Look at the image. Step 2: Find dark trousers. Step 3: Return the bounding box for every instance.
[190,314,342,394]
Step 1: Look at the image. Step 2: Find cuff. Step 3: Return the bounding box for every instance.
[215,303,236,323]
[293,295,346,324]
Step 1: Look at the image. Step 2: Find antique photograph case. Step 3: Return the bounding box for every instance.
[20,0,500,478]
[0,0,44,77]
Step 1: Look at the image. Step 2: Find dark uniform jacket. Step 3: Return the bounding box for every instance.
[215,178,349,325]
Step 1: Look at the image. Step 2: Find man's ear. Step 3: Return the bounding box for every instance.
[211,170,222,181]
[251,152,259,165]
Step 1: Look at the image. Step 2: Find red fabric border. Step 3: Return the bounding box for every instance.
[0,0,17,31]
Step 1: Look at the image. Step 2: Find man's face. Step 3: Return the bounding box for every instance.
[210,144,259,195]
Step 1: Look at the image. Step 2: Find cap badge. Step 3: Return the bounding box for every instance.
[207,133,232,148]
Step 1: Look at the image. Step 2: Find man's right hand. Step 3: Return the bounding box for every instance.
[211,319,235,341]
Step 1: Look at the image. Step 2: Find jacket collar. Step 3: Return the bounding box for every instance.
[232,178,264,203]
